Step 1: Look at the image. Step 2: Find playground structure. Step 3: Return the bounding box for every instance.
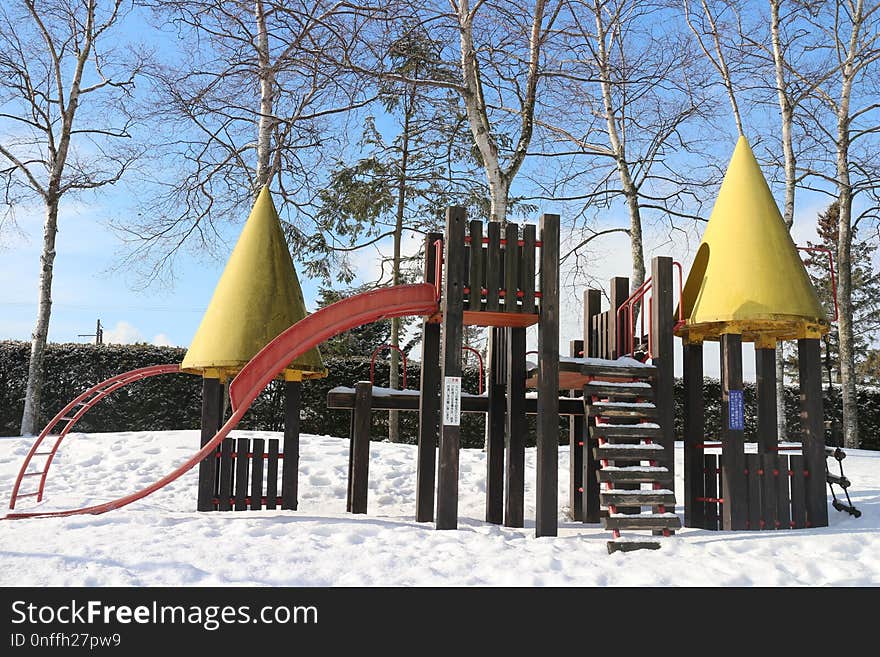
[6,139,860,552]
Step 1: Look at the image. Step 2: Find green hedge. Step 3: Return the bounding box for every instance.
[1,341,878,450]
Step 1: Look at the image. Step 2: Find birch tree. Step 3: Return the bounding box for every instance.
[0,0,143,435]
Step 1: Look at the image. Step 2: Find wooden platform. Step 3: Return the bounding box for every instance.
[526,356,657,389]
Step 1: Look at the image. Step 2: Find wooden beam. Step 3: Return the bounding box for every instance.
[798,338,829,528]
[756,347,778,454]
[721,333,747,530]
[282,380,301,510]
[683,342,705,529]
[197,377,224,512]
[505,327,526,527]
[536,213,560,538]
[609,276,629,359]
[485,327,506,524]
[349,381,373,515]
[436,206,466,530]
[650,256,675,507]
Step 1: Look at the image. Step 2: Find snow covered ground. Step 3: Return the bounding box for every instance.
[0,430,877,586]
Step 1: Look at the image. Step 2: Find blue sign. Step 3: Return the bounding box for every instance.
[728,389,744,431]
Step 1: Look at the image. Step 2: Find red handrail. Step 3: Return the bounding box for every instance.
[462,346,485,394]
[370,344,408,389]
[797,246,839,322]
[614,261,684,359]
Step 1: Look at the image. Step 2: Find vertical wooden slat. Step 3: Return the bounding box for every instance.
[584,289,601,359]
[536,213,560,538]
[234,438,249,511]
[436,206,466,530]
[345,412,354,512]
[467,221,483,311]
[776,454,791,530]
[218,437,234,511]
[504,222,520,313]
[485,327,506,524]
[760,452,778,530]
[746,453,761,530]
[266,439,279,510]
[609,277,629,359]
[197,377,224,511]
[583,393,601,523]
[485,221,502,312]
[717,458,724,531]
[721,333,747,530]
[505,327,526,527]
[349,381,373,515]
[521,224,536,313]
[282,380,301,510]
[704,454,718,530]
[684,342,705,528]
[650,256,675,529]
[790,454,807,529]
[250,438,265,511]
[756,347,778,454]
[416,232,443,523]
[798,338,828,528]
[599,313,607,359]
[569,340,584,521]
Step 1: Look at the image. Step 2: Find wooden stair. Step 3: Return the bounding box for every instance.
[584,374,678,554]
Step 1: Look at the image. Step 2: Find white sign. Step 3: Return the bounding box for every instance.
[443,376,462,426]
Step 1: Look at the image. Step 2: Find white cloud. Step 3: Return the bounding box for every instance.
[103,320,144,344]
[152,333,173,347]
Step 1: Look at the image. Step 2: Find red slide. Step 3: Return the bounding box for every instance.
[5,284,438,520]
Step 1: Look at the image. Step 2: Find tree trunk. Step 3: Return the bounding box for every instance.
[254,0,275,191]
[20,196,60,436]
[836,155,858,449]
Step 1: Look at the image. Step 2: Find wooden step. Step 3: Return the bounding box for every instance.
[600,490,676,506]
[582,381,654,400]
[598,467,672,485]
[588,401,658,420]
[603,513,682,531]
[578,360,657,380]
[826,473,850,488]
[607,540,661,554]
[595,444,667,462]
[591,424,662,441]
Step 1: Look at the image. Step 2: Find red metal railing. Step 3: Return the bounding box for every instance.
[369,344,408,389]
[462,346,485,394]
[797,246,839,322]
[615,261,684,360]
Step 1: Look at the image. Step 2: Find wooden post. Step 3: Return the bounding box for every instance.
[197,377,224,511]
[760,453,778,529]
[721,332,748,530]
[218,438,234,511]
[485,327,506,524]
[521,224,537,313]
[281,379,301,510]
[234,438,249,511]
[436,207,466,530]
[798,338,829,528]
[266,439,279,510]
[505,327,527,527]
[609,276,629,359]
[349,381,373,515]
[704,454,719,530]
[651,256,675,503]
[584,289,601,359]
[416,232,443,523]
[683,341,705,529]
[536,213,560,538]
[467,221,483,311]
[250,438,265,511]
[485,222,502,312]
[504,222,520,313]
[568,339,584,521]
[583,289,602,523]
[756,346,778,454]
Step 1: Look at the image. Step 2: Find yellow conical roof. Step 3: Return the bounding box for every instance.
[181,186,326,380]
[676,137,828,346]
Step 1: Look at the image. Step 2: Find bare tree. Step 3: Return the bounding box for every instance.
[0,0,143,435]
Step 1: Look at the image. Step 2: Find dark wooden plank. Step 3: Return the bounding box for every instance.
[266,439,279,510]
[250,438,264,511]
[281,380,301,510]
[467,221,483,311]
[521,224,537,314]
[600,491,676,506]
[610,276,629,359]
[535,213,560,538]
[504,222,520,313]
[234,438,249,511]
[746,453,761,530]
[587,402,658,419]
[197,377,224,511]
[584,412,600,523]
[591,424,663,440]
[720,333,747,530]
[650,256,675,533]
[569,340,584,521]
[345,412,354,512]
[761,452,778,530]
[584,289,601,359]
[505,327,526,527]
[607,541,661,553]
[218,437,234,512]
[600,312,608,359]
[603,515,681,531]
[798,338,828,528]
[704,454,718,530]
[485,221,501,312]
[349,381,373,515]
[485,327,505,524]
[776,454,791,530]
[328,389,585,415]
[756,347,778,454]
[790,454,807,529]
[582,381,654,400]
[597,469,673,485]
[416,234,443,523]
[683,342,705,529]
[595,445,668,461]
[436,206,466,530]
